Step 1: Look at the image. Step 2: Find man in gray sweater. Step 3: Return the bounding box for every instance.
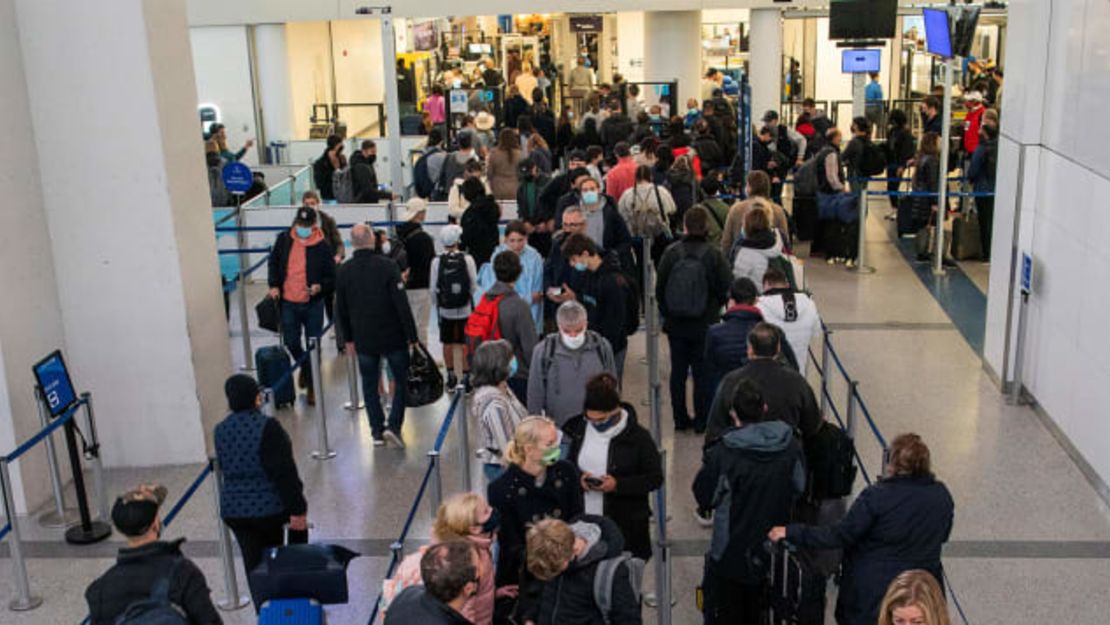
[527,301,616,426]
[487,251,538,401]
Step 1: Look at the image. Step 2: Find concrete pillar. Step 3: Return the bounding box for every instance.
[643,11,701,112]
[616,12,645,84]
[255,24,295,147]
[749,8,784,123]
[13,0,232,468]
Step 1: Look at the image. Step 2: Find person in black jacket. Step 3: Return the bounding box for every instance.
[266,206,336,405]
[397,199,436,344]
[335,224,418,447]
[692,120,725,176]
[517,157,553,256]
[656,208,732,432]
[214,374,309,611]
[704,277,763,390]
[488,416,583,622]
[350,139,381,203]
[85,484,222,624]
[538,150,587,227]
[459,177,502,266]
[386,541,480,625]
[556,174,635,272]
[769,433,955,625]
[562,374,663,561]
[694,378,805,625]
[560,235,629,380]
[884,109,917,210]
[526,516,642,625]
[600,103,633,158]
[704,323,820,446]
[313,134,343,201]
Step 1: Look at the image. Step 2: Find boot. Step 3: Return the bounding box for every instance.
[297,367,308,392]
[306,378,316,406]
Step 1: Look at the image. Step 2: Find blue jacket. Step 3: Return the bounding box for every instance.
[787,475,954,625]
[214,410,306,519]
[705,305,764,383]
[967,137,997,194]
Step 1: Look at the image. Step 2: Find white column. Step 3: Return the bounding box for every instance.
[255,24,295,147]
[14,0,232,468]
[643,11,701,111]
[616,12,645,84]
[749,7,784,123]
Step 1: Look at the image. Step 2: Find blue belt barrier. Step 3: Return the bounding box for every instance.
[162,460,213,528]
[5,399,86,462]
[865,190,994,198]
[218,247,272,255]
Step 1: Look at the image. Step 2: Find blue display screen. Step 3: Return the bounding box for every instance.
[841,49,881,74]
[923,9,953,58]
[33,351,78,418]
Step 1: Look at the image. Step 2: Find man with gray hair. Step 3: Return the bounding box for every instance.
[526,301,616,426]
[336,222,417,447]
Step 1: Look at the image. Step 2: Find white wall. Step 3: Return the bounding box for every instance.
[616,12,645,83]
[812,17,895,134]
[331,19,385,137]
[286,21,336,140]
[190,25,259,164]
[985,0,1110,488]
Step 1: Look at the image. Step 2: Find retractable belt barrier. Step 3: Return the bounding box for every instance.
[807,326,969,624]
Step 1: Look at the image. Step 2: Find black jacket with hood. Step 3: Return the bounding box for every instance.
[350,150,381,203]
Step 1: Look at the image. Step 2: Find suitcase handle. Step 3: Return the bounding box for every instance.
[283,521,315,546]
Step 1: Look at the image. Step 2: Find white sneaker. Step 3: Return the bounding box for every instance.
[845,258,856,268]
[694,508,714,528]
[644,593,658,608]
[383,430,405,449]
[826,257,836,265]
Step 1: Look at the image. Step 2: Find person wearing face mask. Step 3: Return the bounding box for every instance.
[488,416,584,621]
[562,373,662,562]
[213,374,308,612]
[684,97,703,129]
[383,494,502,625]
[477,221,545,331]
[385,541,483,625]
[528,301,616,426]
[267,206,336,405]
[469,340,528,483]
[565,175,634,273]
[350,139,382,203]
[85,482,222,624]
[560,234,630,381]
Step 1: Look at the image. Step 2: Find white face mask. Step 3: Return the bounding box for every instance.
[382,241,392,255]
[561,331,586,350]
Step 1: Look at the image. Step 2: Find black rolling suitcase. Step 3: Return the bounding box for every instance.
[766,540,827,625]
[792,196,818,242]
[256,346,295,407]
[250,525,359,607]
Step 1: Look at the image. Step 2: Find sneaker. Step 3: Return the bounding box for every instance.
[694,508,714,528]
[826,257,836,265]
[383,430,406,449]
[644,593,658,608]
[372,436,385,447]
[845,258,856,268]
[446,371,458,390]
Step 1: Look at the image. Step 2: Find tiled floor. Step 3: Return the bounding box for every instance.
[3,198,1110,624]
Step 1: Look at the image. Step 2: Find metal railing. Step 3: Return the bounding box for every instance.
[242,165,314,209]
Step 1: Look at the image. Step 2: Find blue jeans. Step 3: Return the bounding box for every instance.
[358,349,410,437]
[282,300,324,383]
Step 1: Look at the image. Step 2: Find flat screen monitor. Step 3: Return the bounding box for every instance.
[32,350,78,418]
[842,49,881,74]
[951,5,982,58]
[829,0,898,40]
[468,43,492,56]
[922,8,953,58]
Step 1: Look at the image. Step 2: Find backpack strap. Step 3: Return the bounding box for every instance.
[593,553,639,625]
[151,557,184,602]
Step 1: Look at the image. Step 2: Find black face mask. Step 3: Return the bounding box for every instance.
[366,155,377,165]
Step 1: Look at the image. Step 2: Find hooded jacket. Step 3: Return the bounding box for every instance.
[534,516,643,625]
[460,193,501,266]
[527,331,616,426]
[578,251,629,355]
[693,421,805,583]
[85,539,221,625]
[732,229,784,291]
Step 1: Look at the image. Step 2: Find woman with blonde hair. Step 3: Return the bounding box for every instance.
[769,433,954,625]
[487,416,583,613]
[878,569,952,625]
[380,492,501,624]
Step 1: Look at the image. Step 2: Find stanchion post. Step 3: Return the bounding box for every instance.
[845,382,859,439]
[642,237,663,444]
[819,329,833,422]
[261,387,276,417]
[0,458,43,611]
[934,59,954,276]
[343,350,364,412]
[34,386,74,528]
[80,393,110,523]
[390,540,405,562]
[427,451,443,521]
[309,339,337,460]
[653,449,672,625]
[235,197,255,371]
[210,459,251,611]
[853,187,875,274]
[457,385,472,492]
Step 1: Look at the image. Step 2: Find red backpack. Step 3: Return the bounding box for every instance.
[464,294,505,354]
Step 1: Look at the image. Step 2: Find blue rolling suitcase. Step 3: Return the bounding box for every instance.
[259,598,323,624]
[255,345,295,407]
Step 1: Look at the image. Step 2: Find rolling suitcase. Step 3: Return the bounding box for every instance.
[249,524,359,607]
[259,598,324,624]
[256,345,295,407]
[766,540,827,625]
[950,210,983,260]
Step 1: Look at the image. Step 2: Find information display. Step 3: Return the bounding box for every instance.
[923,8,953,58]
[221,162,253,195]
[32,350,78,418]
[841,49,881,74]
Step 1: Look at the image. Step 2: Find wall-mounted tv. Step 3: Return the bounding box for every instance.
[829,0,898,40]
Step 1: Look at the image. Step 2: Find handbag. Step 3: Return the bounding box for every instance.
[255,297,281,333]
[406,342,444,407]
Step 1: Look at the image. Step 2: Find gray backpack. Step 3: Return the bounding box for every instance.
[593,552,645,624]
[663,242,710,319]
[332,167,354,203]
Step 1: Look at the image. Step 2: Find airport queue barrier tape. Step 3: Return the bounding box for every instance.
[807,325,969,624]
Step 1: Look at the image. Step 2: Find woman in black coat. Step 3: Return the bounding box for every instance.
[769,433,954,625]
[459,177,502,266]
[562,373,663,560]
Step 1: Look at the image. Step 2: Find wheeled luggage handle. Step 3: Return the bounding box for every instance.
[283,521,316,546]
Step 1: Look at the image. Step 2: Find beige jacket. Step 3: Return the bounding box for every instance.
[720,197,791,255]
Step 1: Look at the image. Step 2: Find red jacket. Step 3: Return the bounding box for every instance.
[963,104,985,154]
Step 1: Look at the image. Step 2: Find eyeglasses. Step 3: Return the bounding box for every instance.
[564,221,585,228]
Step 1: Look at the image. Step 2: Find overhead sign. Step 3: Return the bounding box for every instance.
[221,162,253,195]
[449,89,469,114]
[1020,252,1033,294]
[570,16,603,33]
[32,350,78,418]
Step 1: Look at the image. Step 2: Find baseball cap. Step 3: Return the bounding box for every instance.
[761,110,780,123]
[111,484,168,536]
[964,91,984,102]
[440,224,463,247]
[403,198,428,221]
[295,206,318,226]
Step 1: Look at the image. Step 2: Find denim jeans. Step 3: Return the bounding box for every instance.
[281,300,325,383]
[667,332,713,428]
[358,349,410,437]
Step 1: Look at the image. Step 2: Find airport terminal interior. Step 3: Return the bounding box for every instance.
[2,0,1110,623]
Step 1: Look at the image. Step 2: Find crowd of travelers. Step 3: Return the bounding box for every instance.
[109,74,980,625]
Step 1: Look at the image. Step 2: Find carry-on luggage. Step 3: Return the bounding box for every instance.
[896,196,919,237]
[256,345,295,408]
[249,525,360,607]
[259,598,324,624]
[765,540,826,625]
[406,342,444,407]
[950,210,983,260]
[256,297,281,333]
[792,196,818,242]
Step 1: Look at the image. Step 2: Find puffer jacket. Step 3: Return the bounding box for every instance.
[732,229,784,291]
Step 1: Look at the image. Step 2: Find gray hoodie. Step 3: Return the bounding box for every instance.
[526,331,616,426]
[488,282,538,378]
[720,420,806,493]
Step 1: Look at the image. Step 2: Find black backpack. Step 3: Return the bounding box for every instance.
[804,421,858,500]
[615,273,641,337]
[793,155,821,198]
[436,252,471,309]
[663,242,710,319]
[114,559,188,625]
[860,141,886,177]
[412,148,441,199]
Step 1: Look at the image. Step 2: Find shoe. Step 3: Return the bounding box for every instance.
[644,593,658,608]
[383,430,406,449]
[372,436,385,447]
[306,385,316,406]
[826,257,836,265]
[298,368,308,390]
[845,258,856,268]
[942,257,958,268]
[694,508,714,528]
[446,371,458,390]
[674,420,692,432]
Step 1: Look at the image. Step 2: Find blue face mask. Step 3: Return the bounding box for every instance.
[591,411,622,432]
[573,261,588,272]
[295,226,312,239]
[582,190,599,205]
